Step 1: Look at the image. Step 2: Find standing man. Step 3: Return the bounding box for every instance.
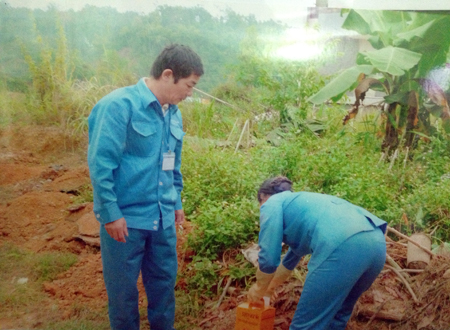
[88,44,203,330]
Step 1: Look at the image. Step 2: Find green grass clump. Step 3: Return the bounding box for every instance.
[0,243,78,318]
[34,251,78,282]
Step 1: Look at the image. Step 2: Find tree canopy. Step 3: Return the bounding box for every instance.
[0,4,285,92]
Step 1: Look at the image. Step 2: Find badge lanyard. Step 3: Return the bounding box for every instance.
[162,110,175,171]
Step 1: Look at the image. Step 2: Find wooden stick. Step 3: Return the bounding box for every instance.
[358,305,404,322]
[385,253,410,281]
[377,152,386,165]
[215,277,232,309]
[226,118,238,143]
[387,227,434,257]
[430,225,439,236]
[246,120,250,148]
[235,120,249,154]
[384,265,419,304]
[363,300,389,329]
[399,269,424,273]
[199,315,218,326]
[193,87,237,109]
[385,253,403,270]
[388,148,398,171]
[403,147,409,169]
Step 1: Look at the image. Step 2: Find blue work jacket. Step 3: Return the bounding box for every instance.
[87,78,185,231]
[258,191,387,274]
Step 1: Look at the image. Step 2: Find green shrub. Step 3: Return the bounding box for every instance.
[184,256,219,294]
[182,142,266,215]
[187,198,259,258]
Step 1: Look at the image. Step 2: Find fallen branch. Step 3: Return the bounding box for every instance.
[398,269,424,274]
[384,265,419,304]
[199,315,218,326]
[193,87,237,109]
[386,253,403,270]
[215,277,232,309]
[387,227,434,257]
[386,253,410,281]
[363,300,389,329]
[358,304,404,322]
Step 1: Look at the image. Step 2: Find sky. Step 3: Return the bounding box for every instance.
[6,0,450,17]
[5,0,450,61]
[6,0,450,31]
[5,0,316,27]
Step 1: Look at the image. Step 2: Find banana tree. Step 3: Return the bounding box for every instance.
[308,10,450,151]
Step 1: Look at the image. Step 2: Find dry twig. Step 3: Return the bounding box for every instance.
[215,277,232,309]
[384,265,419,304]
[363,300,389,330]
[386,253,410,281]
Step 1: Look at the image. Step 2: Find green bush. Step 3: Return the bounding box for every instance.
[184,256,219,294]
[187,198,259,258]
[182,142,265,259]
[182,142,266,215]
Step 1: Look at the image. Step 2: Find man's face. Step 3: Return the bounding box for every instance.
[166,73,200,105]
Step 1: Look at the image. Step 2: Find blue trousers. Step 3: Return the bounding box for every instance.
[290,228,386,330]
[100,223,178,330]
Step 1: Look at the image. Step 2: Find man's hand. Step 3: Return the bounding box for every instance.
[175,209,185,227]
[105,217,128,243]
[265,264,292,299]
[247,268,275,303]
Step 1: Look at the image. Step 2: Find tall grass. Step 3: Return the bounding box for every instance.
[13,18,136,135]
[0,90,27,127]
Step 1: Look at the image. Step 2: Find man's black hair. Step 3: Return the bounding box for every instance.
[257,176,293,203]
[150,44,204,83]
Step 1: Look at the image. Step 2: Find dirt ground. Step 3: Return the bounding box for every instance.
[1,126,450,330]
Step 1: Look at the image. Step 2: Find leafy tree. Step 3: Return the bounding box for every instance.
[308,10,450,152]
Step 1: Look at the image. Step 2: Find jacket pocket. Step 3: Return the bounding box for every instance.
[126,120,158,157]
[169,125,185,150]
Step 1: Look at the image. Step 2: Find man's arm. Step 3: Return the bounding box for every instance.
[172,109,185,223]
[88,100,129,240]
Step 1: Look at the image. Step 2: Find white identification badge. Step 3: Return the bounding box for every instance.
[162,151,175,171]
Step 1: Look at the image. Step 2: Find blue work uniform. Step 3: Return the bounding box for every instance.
[258,191,387,330]
[88,78,185,330]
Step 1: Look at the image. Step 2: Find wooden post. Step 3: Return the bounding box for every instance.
[406,233,431,269]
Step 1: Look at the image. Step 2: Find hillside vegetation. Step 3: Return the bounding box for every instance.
[1,4,450,330]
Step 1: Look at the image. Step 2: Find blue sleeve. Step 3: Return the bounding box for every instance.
[87,100,128,224]
[282,248,302,270]
[172,110,185,210]
[258,196,284,274]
